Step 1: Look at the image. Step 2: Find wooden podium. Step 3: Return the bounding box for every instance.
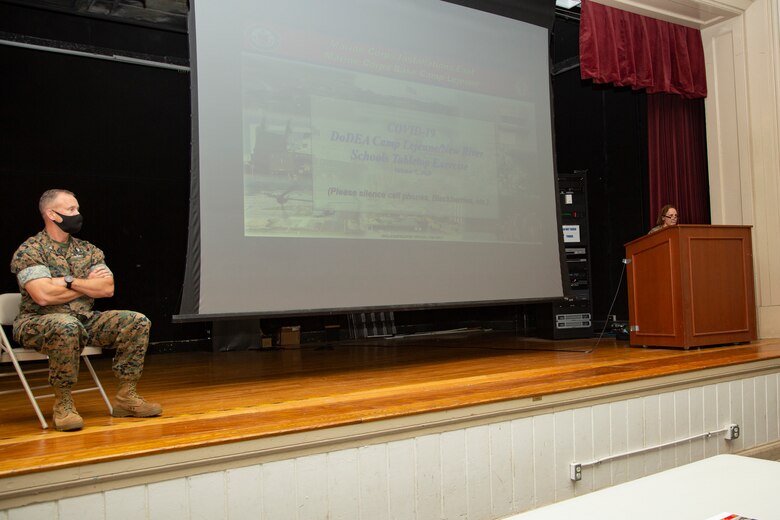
[624,225,756,348]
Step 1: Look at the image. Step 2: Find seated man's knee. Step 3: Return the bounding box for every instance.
[59,319,85,335]
[125,312,151,335]
[47,317,87,352]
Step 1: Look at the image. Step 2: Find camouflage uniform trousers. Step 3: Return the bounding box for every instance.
[14,311,151,389]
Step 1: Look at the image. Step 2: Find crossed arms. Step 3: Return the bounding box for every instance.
[25,266,114,306]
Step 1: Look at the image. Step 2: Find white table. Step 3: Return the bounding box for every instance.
[506,455,779,520]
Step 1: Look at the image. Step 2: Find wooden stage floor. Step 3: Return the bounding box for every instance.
[2,332,780,480]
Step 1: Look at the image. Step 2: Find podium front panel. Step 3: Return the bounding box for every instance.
[688,236,752,337]
[628,239,678,338]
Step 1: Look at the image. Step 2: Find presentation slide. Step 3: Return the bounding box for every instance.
[184,0,563,317]
[242,46,539,243]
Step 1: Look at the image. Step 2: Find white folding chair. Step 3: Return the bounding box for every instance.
[0,293,113,429]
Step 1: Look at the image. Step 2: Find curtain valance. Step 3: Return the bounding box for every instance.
[579,0,707,99]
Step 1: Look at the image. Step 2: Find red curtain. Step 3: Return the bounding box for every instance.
[579,0,707,99]
[579,0,710,228]
[647,93,710,226]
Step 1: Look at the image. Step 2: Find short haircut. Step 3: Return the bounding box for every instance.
[39,189,75,215]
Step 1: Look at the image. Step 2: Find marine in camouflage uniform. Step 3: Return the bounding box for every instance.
[10,189,161,431]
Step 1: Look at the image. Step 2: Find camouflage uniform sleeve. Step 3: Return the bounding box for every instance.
[10,240,52,289]
[86,244,113,277]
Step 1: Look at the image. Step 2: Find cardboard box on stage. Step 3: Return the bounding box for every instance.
[279,326,301,347]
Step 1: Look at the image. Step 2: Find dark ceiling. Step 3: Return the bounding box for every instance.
[4,1,576,34]
[4,0,189,32]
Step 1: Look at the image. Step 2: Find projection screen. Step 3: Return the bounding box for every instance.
[179,0,563,319]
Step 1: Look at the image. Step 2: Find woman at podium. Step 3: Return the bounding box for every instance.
[649,204,678,233]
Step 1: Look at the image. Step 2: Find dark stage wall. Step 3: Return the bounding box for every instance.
[551,15,650,322]
[0,3,205,347]
[0,5,649,348]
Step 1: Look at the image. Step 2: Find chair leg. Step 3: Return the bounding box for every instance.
[6,353,49,429]
[82,356,113,416]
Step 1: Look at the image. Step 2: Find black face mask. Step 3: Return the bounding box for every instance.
[52,211,83,235]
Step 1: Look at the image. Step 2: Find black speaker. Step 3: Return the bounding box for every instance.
[537,172,593,339]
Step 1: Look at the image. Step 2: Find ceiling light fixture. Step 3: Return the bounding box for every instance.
[555,0,582,9]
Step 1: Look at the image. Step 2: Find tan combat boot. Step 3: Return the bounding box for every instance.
[53,387,84,431]
[112,381,162,418]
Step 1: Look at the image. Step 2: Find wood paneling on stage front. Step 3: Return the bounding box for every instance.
[2,333,780,481]
[2,334,780,519]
